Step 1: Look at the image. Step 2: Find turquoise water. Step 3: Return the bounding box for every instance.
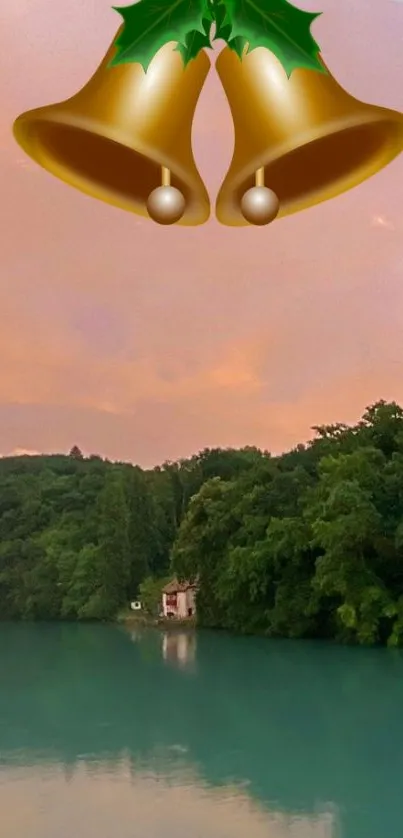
[1,623,403,837]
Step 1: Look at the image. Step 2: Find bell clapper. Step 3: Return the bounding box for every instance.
[255,168,265,188]
[146,166,186,225]
[161,166,171,187]
[240,167,280,226]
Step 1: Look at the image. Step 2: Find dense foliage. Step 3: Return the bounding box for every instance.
[0,442,262,622]
[172,400,403,647]
[2,400,403,645]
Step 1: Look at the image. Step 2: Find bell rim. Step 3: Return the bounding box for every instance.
[216,110,403,225]
[13,109,211,226]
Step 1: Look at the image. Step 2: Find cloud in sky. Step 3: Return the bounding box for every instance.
[4,449,41,457]
[371,215,396,230]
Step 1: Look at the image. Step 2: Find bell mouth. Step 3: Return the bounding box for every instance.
[228,117,403,222]
[13,117,192,220]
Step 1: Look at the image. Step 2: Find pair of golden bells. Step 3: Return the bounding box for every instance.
[13,32,403,226]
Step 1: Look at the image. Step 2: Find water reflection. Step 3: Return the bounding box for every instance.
[0,622,402,838]
[2,761,336,838]
[128,626,197,670]
[162,630,197,669]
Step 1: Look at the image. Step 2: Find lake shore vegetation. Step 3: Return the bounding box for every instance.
[1,401,403,646]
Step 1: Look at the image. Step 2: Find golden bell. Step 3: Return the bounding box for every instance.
[13,35,211,226]
[215,46,403,226]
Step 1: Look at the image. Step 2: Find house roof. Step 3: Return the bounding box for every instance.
[162,577,196,594]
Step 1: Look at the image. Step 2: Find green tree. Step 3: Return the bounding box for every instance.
[69,445,84,459]
[89,471,131,619]
[138,575,169,616]
[124,467,158,596]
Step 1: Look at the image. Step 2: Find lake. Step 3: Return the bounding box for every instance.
[1,623,403,837]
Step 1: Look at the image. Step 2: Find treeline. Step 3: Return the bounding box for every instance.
[173,401,403,646]
[0,443,262,621]
[2,401,403,645]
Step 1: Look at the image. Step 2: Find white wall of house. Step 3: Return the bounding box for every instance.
[162,587,196,619]
[176,591,187,618]
[162,592,173,617]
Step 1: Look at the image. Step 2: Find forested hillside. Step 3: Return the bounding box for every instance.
[0,443,262,621]
[2,401,403,646]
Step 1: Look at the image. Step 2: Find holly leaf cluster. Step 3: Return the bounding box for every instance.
[175,16,214,64]
[111,0,324,76]
[216,0,324,76]
[111,0,212,70]
[213,1,247,59]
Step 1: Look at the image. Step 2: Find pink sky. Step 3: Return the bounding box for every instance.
[1,0,403,467]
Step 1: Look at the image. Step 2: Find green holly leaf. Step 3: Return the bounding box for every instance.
[213,1,247,56]
[176,15,214,64]
[226,35,247,57]
[111,0,211,70]
[215,0,325,76]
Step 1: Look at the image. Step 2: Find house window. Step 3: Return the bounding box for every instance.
[166,594,177,608]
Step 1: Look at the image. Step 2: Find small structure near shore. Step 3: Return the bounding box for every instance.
[161,578,197,619]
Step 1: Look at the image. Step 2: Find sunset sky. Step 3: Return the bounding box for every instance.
[1,0,403,467]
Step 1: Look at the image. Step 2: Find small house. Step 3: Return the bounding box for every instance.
[161,578,197,619]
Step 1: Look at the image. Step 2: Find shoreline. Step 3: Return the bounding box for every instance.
[117,612,197,631]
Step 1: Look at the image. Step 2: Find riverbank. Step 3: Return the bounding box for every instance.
[117,610,197,631]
